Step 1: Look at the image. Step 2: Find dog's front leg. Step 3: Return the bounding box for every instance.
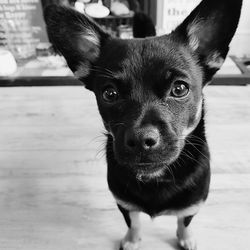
[177,215,197,250]
[118,205,141,250]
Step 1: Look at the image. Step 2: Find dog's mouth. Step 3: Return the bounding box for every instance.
[123,160,175,181]
[133,161,169,169]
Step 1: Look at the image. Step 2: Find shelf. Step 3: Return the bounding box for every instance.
[1,56,249,87]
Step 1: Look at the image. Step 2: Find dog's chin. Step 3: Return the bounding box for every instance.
[134,163,167,182]
[119,160,177,182]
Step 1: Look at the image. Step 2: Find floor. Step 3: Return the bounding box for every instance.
[0,86,249,250]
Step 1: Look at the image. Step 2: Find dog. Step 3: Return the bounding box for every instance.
[44,0,242,249]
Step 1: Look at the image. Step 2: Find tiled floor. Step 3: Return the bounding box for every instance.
[0,86,249,250]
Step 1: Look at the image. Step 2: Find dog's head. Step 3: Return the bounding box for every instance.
[44,0,242,177]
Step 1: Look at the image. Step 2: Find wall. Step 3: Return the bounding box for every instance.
[156,0,250,57]
[230,0,250,57]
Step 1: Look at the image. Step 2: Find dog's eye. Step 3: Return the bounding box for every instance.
[102,87,119,103]
[171,81,189,98]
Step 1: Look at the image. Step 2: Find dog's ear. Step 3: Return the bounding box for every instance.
[173,0,242,84]
[44,5,110,86]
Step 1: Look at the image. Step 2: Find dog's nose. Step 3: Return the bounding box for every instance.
[125,126,160,151]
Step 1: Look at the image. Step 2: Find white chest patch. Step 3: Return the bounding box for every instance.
[114,195,203,218]
[156,202,203,218]
[115,196,141,211]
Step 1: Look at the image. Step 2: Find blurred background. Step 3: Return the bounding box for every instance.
[0,0,250,83]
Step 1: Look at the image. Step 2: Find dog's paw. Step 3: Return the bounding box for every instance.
[178,237,197,250]
[120,239,141,250]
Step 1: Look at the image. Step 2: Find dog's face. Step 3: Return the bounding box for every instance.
[92,37,203,170]
[44,0,241,177]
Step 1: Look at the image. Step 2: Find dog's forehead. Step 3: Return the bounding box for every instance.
[123,37,190,68]
[99,37,200,86]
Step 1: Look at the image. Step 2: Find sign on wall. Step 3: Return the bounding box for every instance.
[0,0,48,60]
[162,0,200,33]
[159,0,250,56]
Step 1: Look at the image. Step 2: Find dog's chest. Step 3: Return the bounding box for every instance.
[114,195,203,218]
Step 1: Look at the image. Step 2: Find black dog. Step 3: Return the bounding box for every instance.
[44,1,242,249]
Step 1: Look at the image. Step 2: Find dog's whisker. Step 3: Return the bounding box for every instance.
[187,134,209,145]
[95,144,106,159]
[86,134,106,148]
[185,140,210,162]
[165,165,176,185]
[180,149,207,168]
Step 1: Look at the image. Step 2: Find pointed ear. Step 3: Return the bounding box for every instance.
[44,5,110,84]
[173,0,242,84]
